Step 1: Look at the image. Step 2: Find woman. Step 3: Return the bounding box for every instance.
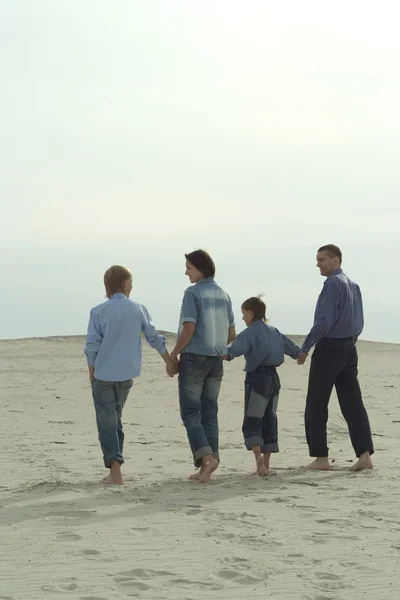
[170,249,236,483]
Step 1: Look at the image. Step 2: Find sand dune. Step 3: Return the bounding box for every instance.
[1,335,399,599]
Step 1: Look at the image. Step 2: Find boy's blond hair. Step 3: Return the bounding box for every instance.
[104,265,131,299]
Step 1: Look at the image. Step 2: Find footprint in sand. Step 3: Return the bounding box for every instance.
[56,531,82,542]
[113,568,173,591]
[41,577,79,593]
[81,549,101,556]
[214,556,265,586]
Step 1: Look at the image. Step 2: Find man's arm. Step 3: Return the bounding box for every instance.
[84,310,102,381]
[301,281,340,353]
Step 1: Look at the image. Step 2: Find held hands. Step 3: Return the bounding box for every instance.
[166,353,179,378]
[297,352,308,365]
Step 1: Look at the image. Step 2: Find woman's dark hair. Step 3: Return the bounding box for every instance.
[185,249,215,278]
[241,296,267,322]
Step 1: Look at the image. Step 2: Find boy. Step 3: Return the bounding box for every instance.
[225,296,305,476]
[84,265,176,485]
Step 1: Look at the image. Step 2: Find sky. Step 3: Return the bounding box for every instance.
[1,0,400,343]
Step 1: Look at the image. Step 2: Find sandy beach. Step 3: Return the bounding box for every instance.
[0,334,399,600]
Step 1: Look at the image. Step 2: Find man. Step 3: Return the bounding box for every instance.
[298,245,374,471]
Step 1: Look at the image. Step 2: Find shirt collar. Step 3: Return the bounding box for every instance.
[110,293,127,299]
[329,268,343,277]
[196,277,214,284]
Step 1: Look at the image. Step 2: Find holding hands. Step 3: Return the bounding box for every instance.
[166,353,179,377]
[297,352,308,365]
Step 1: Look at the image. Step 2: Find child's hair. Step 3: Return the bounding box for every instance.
[241,295,267,322]
[104,265,131,299]
[185,249,216,278]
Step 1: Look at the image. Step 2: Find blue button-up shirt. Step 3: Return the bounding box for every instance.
[84,294,167,381]
[179,277,235,356]
[227,319,301,372]
[301,269,364,353]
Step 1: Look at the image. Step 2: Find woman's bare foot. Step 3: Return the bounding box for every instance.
[350,452,373,471]
[256,455,270,477]
[102,474,112,483]
[306,457,331,471]
[197,457,219,483]
[263,452,271,471]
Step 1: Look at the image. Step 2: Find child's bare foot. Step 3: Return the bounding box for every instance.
[349,452,373,472]
[306,457,331,471]
[197,458,219,483]
[256,455,270,477]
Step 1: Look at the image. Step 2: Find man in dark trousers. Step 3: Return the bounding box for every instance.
[298,244,374,471]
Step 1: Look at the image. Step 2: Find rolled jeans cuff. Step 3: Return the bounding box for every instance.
[193,446,219,467]
[244,435,264,450]
[262,442,279,453]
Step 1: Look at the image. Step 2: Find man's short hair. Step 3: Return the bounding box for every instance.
[104,265,131,298]
[185,249,216,278]
[318,244,342,264]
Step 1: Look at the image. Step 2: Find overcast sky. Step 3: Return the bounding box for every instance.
[1,0,399,343]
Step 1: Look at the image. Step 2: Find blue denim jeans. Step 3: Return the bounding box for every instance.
[178,353,223,467]
[91,378,133,468]
[242,365,281,453]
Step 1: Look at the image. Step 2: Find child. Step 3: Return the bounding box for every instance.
[84,265,176,485]
[224,296,304,477]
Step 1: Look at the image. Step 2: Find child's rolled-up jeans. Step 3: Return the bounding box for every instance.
[91,378,133,468]
[242,365,281,453]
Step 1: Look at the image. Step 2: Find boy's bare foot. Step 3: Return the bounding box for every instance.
[256,455,270,477]
[197,458,219,483]
[349,452,373,472]
[306,457,331,471]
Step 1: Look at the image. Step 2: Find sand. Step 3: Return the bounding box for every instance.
[0,334,399,600]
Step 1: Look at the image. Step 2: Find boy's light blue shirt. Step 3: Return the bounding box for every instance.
[227,319,301,372]
[84,293,167,381]
[179,277,235,356]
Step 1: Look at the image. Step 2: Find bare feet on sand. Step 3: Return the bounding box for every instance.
[102,461,124,485]
[306,457,331,471]
[256,455,270,477]
[349,452,373,471]
[189,469,202,481]
[196,457,219,483]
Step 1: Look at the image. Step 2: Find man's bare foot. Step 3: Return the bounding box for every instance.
[104,461,124,485]
[349,452,373,472]
[197,458,219,483]
[306,457,331,471]
[256,455,270,477]
[189,469,202,481]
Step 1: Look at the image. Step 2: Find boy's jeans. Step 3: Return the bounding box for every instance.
[242,365,280,453]
[178,353,223,467]
[91,378,133,468]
